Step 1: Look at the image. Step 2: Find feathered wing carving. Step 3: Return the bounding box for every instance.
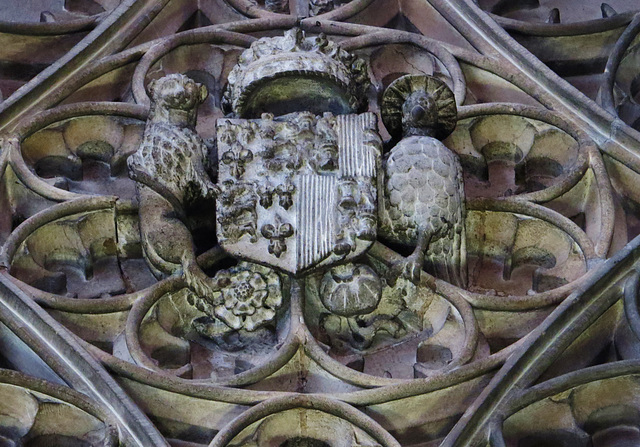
[421,142,467,289]
[379,135,467,288]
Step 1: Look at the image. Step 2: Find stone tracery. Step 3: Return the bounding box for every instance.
[0,1,640,446]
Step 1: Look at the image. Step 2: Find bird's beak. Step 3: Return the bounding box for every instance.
[411,105,425,122]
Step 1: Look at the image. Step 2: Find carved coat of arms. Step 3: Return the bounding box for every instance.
[127,28,466,343]
[215,111,381,275]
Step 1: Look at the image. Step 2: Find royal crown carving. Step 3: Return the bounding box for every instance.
[223,28,370,117]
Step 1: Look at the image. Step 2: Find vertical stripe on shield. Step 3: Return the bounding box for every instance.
[337,113,377,178]
[297,174,336,270]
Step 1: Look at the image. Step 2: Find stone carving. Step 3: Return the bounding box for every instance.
[264,0,289,13]
[221,146,254,179]
[217,180,259,244]
[318,263,407,351]
[309,0,335,15]
[127,74,219,300]
[122,34,469,360]
[4,4,638,446]
[0,371,119,446]
[215,109,381,275]
[128,74,215,211]
[236,407,383,446]
[261,221,294,257]
[379,75,468,288]
[190,262,283,334]
[320,263,382,317]
[334,178,377,256]
[252,0,355,16]
[223,28,369,117]
[315,258,465,354]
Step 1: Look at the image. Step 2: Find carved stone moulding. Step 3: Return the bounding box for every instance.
[0,368,119,446]
[210,395,397,447]
[3,6,640,445]
[0,197,156,350]
[500,368,640,447]
[442,236,640,446]
[477,1,637,49]
[125,272,292,382]
[55,276,487,444]
[338,32,466,108]
[221,0,375,21]
[480,0,638,28]
[303,262,477,380]
[0,20,617,410]
[0,0,114,26]
[131,35,255,135]
[0,102,148,240]
[476,1,639,100]
[286,100,614,382]
[302,194,598,381]
[126,29,463,108]
[617,270,640,361]
[129,27,466,135]
[447,111,584,200]
[601,14,640,131]
[13,105,145,199]
[0,0,116,100]
[365,42,460,99]
[445,104,614,255]
[131,29,256,108]
[466,201,592,291]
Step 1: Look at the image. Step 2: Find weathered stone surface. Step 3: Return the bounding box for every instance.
[1,2,640,447]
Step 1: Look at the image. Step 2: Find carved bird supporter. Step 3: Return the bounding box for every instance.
[379,75,468,288]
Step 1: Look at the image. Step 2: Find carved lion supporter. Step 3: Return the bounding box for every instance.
[128,74,219,299]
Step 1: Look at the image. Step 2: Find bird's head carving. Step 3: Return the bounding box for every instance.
[402,90,439,136]
[382,75,457,141]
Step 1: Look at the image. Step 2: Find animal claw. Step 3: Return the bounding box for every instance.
[182,260,219,303]
[388,255,422,285]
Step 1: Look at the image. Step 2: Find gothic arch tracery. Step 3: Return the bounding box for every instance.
[1,1,640,446]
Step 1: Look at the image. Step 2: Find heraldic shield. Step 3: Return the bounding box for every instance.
[215,111,382,276]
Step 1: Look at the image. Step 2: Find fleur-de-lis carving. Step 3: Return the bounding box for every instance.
[261,222,294,258]
[218,123,235,145]
[337,180,357,210]
[257,184,274,208]
[276,180,295,209]
[222,146,254,179]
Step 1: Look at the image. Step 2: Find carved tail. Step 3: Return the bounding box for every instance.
[453,219,468,290]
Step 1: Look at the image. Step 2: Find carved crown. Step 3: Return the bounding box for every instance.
[223,28,370,117]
